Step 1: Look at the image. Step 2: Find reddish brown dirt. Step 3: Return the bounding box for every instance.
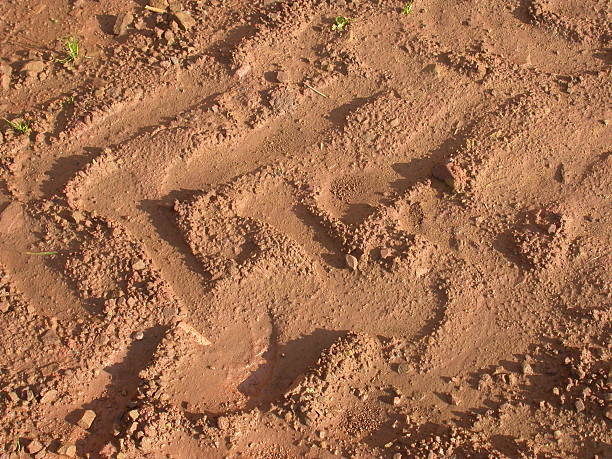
[0,0,611,458]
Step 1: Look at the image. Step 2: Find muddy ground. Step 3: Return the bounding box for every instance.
[0,0,610,458]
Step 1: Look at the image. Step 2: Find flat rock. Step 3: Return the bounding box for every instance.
[57,444,76,457]
[0,202,24,234]
[275,70,289,83]
[77,409,97,429]
[27,440,44,454]
[174,11,196,30]
[22,60,45,74]
[113,12,133,36]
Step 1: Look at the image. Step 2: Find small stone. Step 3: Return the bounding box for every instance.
[424,63,443,77]
[77,409,97,429]
[22,60,45,75]
[163,29,175,45]
[27,439,44,454]
[317,430,326,439]
[7,391,20,402]
[521,362,534,376]
[392,396,402,406]
[396,362,410,374]
[547,224,557,235]
[40,389,58,404]
[71,211,85,223]
[345,254,358,271]
[113,12,133,36]
[0,202,24,234]
[0,300,9,313]
[174,11,196,30]
[235,63,251,79]
[148,0,168,9]
[57,444,77,457]
[553,430,562,440]
[574,399,585,412]
[380,248,393,259]
[0,62,12,90]
[275,70,289,83]
[393,454,402,459]
[132,259,146,271]
[432,161,468,192]
[40,328,60,345]
[133,331,144,340]
[450,392,461,406]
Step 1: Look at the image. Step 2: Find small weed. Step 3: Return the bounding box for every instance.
[57,36,79,64]
[14,439,22,453]
[64,95,76,105]
[332,16,350,32]
[4,118,31,135]
[402,0,415,14]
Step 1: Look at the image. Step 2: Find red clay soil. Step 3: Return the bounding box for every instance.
[0,0,610,458]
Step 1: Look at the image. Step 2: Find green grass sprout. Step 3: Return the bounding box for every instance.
[57,36,80,64]
[4,118,31,135]
[402,0,415,15]
[332,16,350,32]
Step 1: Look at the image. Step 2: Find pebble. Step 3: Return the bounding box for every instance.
[77,409,97,429]
[40,328,60,345]
[27,439,44,454]
[22,60,45,75]
[132,259,146,271]
[57,444,77,457]
[521,362,534,376]
[134,331,144,340]
[174,11,196,30]
[275,70,289,83]
[345,254,358,271]
[380,248,393,259]
[149,0,168,9]
[574,399,585,412]
[0,202,24,234]
[235,63,251,79]
[553,430,562,440]
[396,362,410,374]
[40,389,58,404]
[113,12,133,36]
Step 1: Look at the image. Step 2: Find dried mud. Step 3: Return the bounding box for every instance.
[0,0,610,458]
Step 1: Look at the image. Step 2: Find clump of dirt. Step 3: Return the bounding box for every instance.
[0,0,610,457]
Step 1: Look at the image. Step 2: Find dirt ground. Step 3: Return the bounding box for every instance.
[0,0,610,458]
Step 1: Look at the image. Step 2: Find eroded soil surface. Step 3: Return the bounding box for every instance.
[0,0,610,458]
